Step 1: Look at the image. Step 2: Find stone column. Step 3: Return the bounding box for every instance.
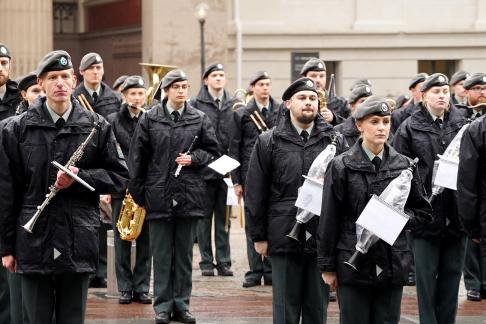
[0,0,53,78]
[142,0,229,91]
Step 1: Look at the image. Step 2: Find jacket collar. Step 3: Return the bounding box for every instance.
[275,110,334,146]
[24,96,95,129]
[246,96,278,114]
[410,103,466,134]
[147,99,200,124]
[195,85,231,110]
[340,117,361,136]
[343,139,408,173]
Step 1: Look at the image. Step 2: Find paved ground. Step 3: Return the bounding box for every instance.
[86,218,486,323]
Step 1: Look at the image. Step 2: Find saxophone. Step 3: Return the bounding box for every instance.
[116,191,146,241]
[317,89,328,115]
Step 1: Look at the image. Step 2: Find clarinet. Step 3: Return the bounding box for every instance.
[174,136,198,177]
[22,120,102,233]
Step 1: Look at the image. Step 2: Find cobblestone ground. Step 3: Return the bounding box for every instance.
[86,218,486,324]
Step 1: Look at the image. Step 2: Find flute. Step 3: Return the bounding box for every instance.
[174,135,198,177]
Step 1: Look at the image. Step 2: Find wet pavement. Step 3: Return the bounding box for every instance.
[86,219,486,323]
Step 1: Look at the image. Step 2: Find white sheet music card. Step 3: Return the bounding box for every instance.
[433,155,459,190]
[294,176,323,216]
[208,155,241,175]
[223,178,239,206]
[356,195,410,246]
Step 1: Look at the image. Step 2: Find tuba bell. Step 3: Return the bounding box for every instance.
[117,190,146,241]
[139,63,178,105]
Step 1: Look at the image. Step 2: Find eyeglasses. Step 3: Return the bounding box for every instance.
[470,86,486,93]
[170,84,190,90]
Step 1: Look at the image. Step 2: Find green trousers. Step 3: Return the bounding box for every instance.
[463,238,486,291]
[271,253,329,324]
[7,271,24,324]
[414,235,466,324]
[0,267,10,324]
[21,273,89,324]
[150,218,198,314]
[196,179,231,270]
[337,284,403,324]
[112,198,151,293]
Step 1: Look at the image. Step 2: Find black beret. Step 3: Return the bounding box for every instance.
[349,78,372,91]
[203,63,224,79]
[349,84,372,104]
[36,50,73,77]
[420,73,449,92]
[300,58,326,76]
[121,75,146,92]
[161,69,188,89]
[395,94,410,109]
[0,43,11,59]
[79,52,103,71]
[354,96,391,120]
[112,75,128,90]
[463,73,486,90]
[408,73,428,90]
[450,71,470,86]
[249,70,271,86]
[16,72,38,91]
[282,77,317,101]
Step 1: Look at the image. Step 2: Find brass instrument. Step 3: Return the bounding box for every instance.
[249,110,268,133]
[469,102,486,109]
[78,94,95,112]
[23,119,102,233]
[232,88,252,111]
[139,63,178,105]
[317,89,328,116]
[117,191,146,241]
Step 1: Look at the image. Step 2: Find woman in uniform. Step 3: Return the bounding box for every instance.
[317,96,432,324]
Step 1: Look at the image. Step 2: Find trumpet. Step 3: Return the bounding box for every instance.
[23,120,102,233]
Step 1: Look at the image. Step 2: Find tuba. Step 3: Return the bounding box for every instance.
[117,190,146,241]
[139,63,178,105]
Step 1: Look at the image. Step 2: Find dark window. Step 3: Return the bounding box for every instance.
[418,60,458,79]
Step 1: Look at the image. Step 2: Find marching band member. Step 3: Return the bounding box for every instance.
[246,77,347,324]
[192,63,234,277]
[334,84,373,147]
[15,72,45,115]
[0,50,128,324]
[457,72,486,302]
[318,96,431,324]
[392,73,468,324]
[128,69,219,324]
[106,75,152,305]
[229,70,279,288]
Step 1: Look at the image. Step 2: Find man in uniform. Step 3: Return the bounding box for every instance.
[0,43,21,121]
[300,57,348,124]
[391,72,428,133]
[107,75,152,305]
[245,77,346,323]
[456,73,486,120]
[73,52,122,117]
[334,84,372,147]
[128,69,219,324]
[229,70,279,287]
[457,72,486,301]
[0,50,128,324]
[0,42,21,324]
[450,71,470,107]
[192,63,234,277]
[73,52,123,288]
